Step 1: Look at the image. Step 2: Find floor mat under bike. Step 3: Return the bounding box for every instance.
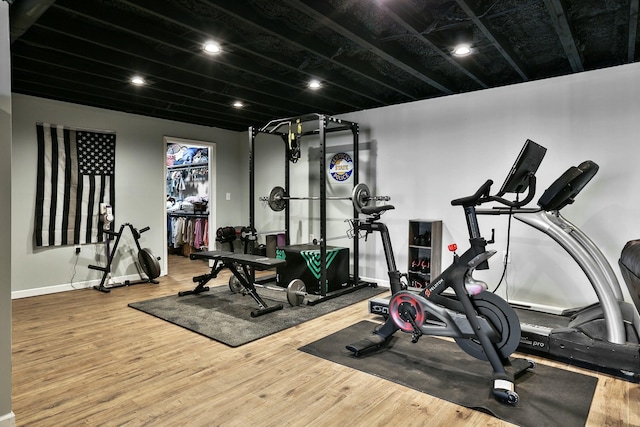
[300,320,598,427]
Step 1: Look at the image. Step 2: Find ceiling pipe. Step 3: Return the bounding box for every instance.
[9,0,56,44]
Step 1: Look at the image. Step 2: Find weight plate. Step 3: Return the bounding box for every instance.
[228,275,243,293]
[268,186,287,212]
[287,279,306,306]
[138,248,161,280]
[240,226,256,242]
[351,183,371,213]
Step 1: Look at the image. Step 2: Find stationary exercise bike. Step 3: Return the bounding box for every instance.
[346,180,535,405]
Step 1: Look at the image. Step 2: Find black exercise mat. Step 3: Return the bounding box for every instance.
[128,286,385,347]
[300,320,598,427]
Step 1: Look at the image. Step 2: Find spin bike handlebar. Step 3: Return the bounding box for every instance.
[451,175,537,210]
[451,180,495,253]
[451,179,494,207]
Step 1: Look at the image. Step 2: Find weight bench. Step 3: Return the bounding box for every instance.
[183,251,286,317]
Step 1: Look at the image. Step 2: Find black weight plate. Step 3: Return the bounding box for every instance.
[138,248,161,280]
[268,186,287,212]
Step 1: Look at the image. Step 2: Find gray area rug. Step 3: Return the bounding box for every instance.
[300,320,598,427]
[129,286,385,347]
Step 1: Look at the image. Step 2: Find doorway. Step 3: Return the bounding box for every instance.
[163,136,217,273]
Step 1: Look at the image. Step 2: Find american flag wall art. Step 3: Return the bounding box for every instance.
[34,123,116,247]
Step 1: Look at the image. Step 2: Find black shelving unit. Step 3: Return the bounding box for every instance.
[408,219,442,289]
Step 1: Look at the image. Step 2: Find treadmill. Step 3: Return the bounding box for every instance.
[478,152,640,376]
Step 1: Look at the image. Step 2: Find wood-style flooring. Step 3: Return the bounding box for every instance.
[11,254,640,426]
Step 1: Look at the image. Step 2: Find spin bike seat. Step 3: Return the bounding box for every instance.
[361,205,395,216]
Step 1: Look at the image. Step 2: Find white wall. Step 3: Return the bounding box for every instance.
[339,62,640,309]
[248,127,361,248]
[0,4,13,427]
[10,59,640,311]
[11,94,245,296]
[241,63,640,310]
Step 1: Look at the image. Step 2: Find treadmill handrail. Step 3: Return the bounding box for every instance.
[514,210,627,344]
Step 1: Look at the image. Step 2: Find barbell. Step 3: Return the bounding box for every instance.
[260,182,390,213]
[229,276,308,306]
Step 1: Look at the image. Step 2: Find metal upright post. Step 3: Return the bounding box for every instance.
[319,115,327,297]
[249,127,256,240]
[284,134,291,245]
[248,126,257,281]
[352,122,360,285]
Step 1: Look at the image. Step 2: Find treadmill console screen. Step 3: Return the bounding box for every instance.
[498,139,547,195]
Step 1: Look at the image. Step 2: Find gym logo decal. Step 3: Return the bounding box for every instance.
[329,152,353,182]
[301,249,340,279]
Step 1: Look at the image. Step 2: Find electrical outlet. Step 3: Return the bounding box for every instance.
[75,246,81,254]
[502,250,511,264]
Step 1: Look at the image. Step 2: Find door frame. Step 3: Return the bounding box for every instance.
[163,136,217,273]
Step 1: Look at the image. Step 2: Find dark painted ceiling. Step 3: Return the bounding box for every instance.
[8,0,640,131]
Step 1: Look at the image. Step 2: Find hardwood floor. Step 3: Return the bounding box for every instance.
[11,254,640,426]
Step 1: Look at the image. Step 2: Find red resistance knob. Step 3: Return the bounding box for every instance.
[448,243,458,252]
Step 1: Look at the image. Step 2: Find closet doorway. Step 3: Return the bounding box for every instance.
[164,136,216,273]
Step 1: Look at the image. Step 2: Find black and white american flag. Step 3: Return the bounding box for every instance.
[34,123,116,247]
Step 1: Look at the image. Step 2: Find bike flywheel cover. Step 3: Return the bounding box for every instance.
[455,291,522,361]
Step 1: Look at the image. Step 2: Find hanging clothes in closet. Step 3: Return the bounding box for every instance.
[167,213,208,256]
[167,144,210,257]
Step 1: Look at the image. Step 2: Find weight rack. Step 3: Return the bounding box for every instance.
[248,113,371,304]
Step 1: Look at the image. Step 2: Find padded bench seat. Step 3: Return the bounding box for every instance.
[190,251,285,270]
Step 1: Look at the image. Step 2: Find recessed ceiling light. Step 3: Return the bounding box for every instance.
[452,44,473,57]
[232,101,244,108]
[130,75,146,85]
[203,41,222,55]
[308,79,322,90]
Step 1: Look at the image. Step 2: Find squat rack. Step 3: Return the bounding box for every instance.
[249,113,370,302]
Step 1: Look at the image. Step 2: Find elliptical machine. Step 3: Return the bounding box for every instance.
[347,178,536,405]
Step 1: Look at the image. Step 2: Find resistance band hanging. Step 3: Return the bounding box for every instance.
[287,119,302,163]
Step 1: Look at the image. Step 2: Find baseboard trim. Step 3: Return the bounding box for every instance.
[12,271,376,299]
[360,276,389,288]
[11,271,167,299]
[0,411,15,427]
[507,299,568,315]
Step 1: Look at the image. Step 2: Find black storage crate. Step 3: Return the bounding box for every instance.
[276,244,349,294]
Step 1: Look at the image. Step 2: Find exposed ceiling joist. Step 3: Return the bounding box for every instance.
[197,0,418,102]
[629,0,639,62]
[9,0,636,131]
[378,0,489,89]
[543,0,584,72]
[284,0,454,95]
[455,0,529,81]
